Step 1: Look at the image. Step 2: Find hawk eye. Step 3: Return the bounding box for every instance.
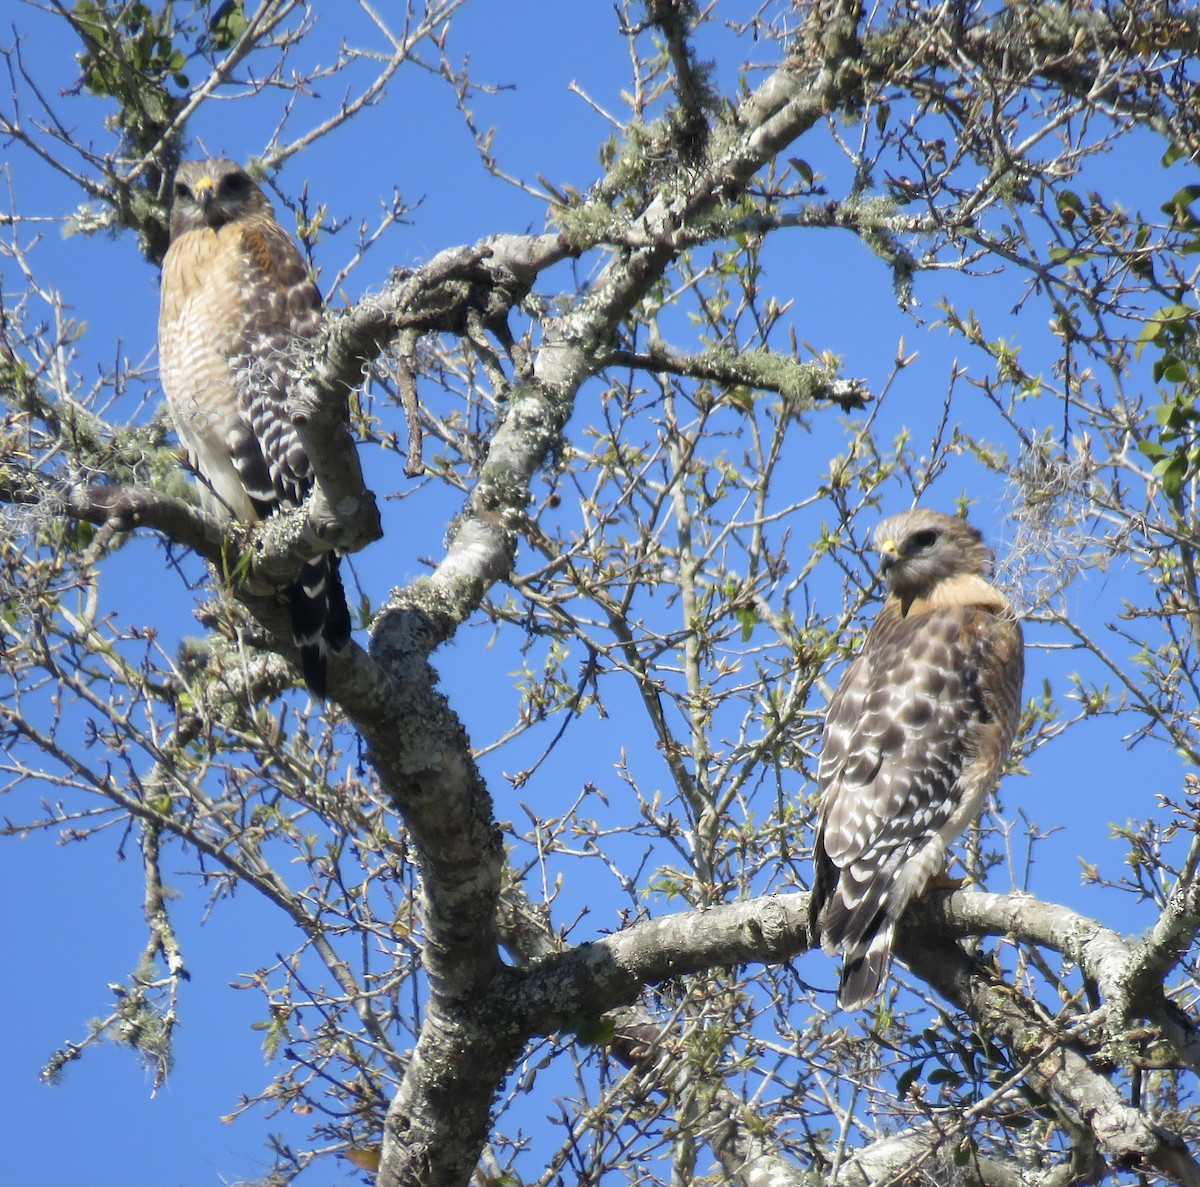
[174,181,191,201]
[221,171,250,196]
[906,528,939,553]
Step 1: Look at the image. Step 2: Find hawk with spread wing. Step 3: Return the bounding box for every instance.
[809,509,1024,1008]
[158,159,350,697]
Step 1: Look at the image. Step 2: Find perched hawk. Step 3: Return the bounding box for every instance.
[809,509,1024,1008]
[158,159,351,697]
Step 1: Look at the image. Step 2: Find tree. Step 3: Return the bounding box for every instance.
[3,1,1200,1184]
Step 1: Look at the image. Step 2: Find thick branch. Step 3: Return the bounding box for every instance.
[513,895,810,1030]
[905,890,1200,1076]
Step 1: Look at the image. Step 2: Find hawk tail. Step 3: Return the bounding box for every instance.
[290,554,351,699]
[811,838,897,1008]
[838,923,895,1010]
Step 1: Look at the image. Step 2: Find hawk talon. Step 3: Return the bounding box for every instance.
[922,871,968,895]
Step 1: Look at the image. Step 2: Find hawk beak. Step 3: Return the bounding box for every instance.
[878,538,899,575]
[194,175,216,217]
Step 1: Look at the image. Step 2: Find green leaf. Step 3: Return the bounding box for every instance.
[1161,185,1200,224]
[789,158,814,185]
[1154,452,1188,496]
[566,1014,615,1045]
[71,521,96,549]
[209,0,249,50]
[1163,142,1186,167]
[928,1067,962,1086]
[1135,304,1197,359]
[1155,400,1181,427]
[1056,190,1084,224]
[1048,245,1093,267]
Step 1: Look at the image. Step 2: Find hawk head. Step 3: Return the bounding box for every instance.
[169,159,272,238]
[873,508,993,601]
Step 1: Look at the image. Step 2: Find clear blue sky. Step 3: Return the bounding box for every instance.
[1,4,1189,1185]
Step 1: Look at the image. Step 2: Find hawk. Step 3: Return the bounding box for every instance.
[809,509,1024,1008]
[158,159,351,697]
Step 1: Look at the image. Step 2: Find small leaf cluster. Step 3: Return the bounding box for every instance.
[75,1,189,105]
[71,1,248,164]
[894,1021,1040,1129]
[1135,301,1200,497]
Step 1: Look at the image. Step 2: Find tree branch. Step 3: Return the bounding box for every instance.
[902,932,1200,1185]
[606,342,871,410]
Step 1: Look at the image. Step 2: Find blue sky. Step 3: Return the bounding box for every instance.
[2,3,1195,1185]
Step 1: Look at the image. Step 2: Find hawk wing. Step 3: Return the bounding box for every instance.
[225,216,323,514]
